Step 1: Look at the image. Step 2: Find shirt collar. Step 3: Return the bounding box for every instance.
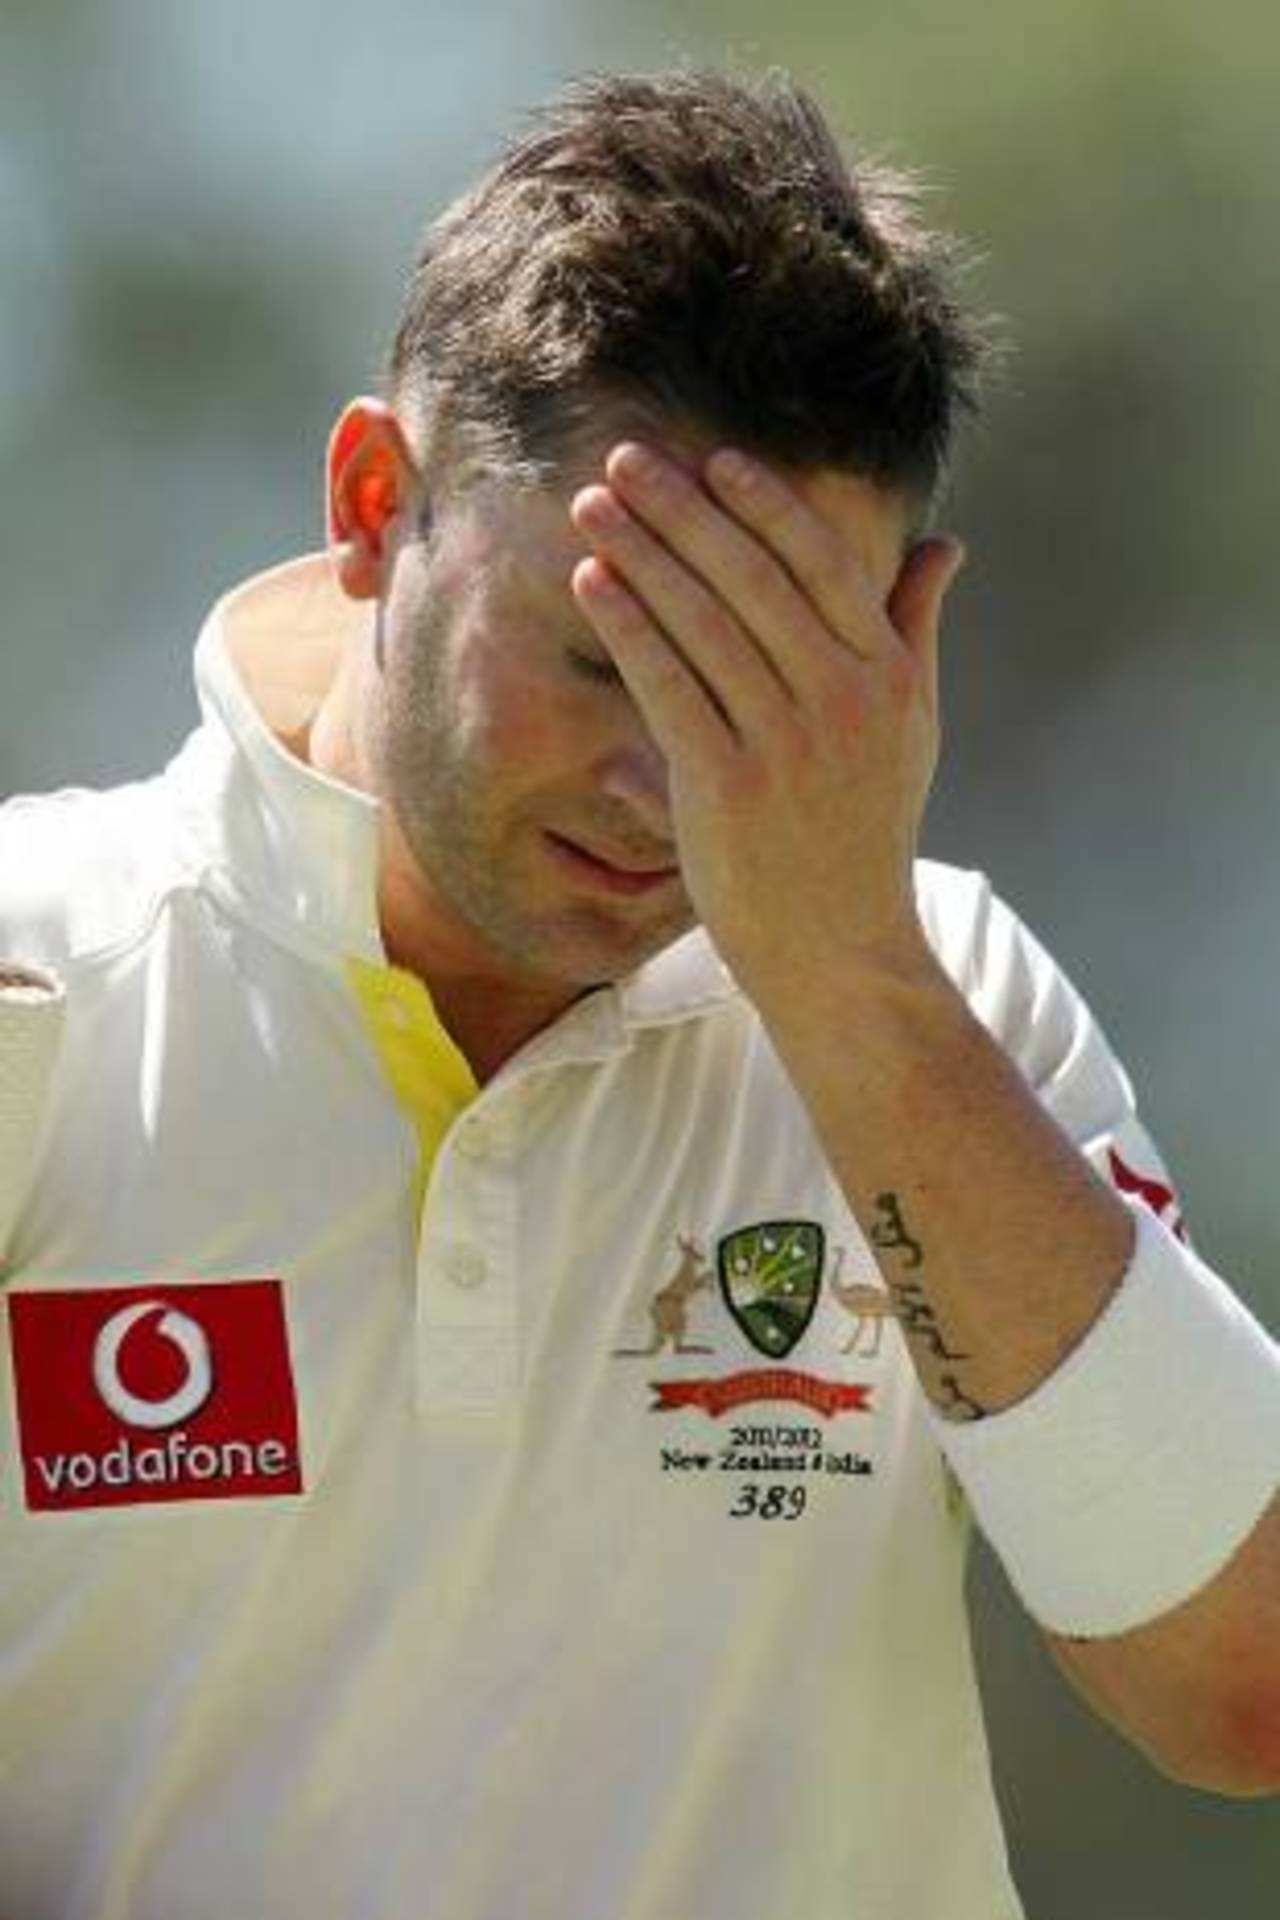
[174,552,739,1030]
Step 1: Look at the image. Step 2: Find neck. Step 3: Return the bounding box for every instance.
[404,967,586,1085]
[307,669,580,1079]
[376,839,584,1081]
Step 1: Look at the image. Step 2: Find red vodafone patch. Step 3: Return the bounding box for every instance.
[7,1280,303,1512]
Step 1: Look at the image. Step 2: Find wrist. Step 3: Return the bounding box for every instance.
[746,912,963,1064]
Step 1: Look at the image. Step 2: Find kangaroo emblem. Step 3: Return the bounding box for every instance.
[829,1249,900,1357]
[614,1235,715,1357]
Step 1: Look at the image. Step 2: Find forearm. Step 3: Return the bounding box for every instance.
[762,933,1280,1790]
[759,930,1135,1422]
[1043,1498,1280,1797]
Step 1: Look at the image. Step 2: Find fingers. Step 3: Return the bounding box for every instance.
[701,448,890,663]
[570,439,964,745]
[570,556,737,770]
[578,443,890,692]
[887,536,965,648]
[885,535,965,717]
[570,480,786,738]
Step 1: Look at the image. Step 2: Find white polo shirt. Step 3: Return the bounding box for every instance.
[0,555,1188,1920]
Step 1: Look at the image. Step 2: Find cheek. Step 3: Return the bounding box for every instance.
[453,659,540,760]
[383,558,597,787]
[455,654,594,785]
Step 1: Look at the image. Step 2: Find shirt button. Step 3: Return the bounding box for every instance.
[445,1246,487,1290]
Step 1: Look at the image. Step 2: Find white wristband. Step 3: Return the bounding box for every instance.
[930,1207,1280,1635]
[0,963,66,1264]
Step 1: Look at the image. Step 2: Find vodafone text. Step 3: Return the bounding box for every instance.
[32,1429,295,1496]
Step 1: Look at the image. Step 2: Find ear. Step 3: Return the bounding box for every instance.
[326,398,421,600]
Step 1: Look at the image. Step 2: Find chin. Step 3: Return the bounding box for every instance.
[581,915,693,981]
[517,906,686,989]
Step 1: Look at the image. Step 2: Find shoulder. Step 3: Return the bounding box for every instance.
[914,858,1120,1089]
[0,767,188,973]
[913,858,1031,1000]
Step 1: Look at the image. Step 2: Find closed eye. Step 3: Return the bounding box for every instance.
[565,647,625,687]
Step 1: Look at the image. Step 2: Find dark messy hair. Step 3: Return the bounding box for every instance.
[387,69,987,506]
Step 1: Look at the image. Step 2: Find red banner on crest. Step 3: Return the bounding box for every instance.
[650,1370,873,1418]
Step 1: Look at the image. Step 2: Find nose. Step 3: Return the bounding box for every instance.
[596,741,673,842]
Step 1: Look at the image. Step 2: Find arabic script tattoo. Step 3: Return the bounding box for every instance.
[937,1371,986,1423]
[868,1190,986,1422]
[870,1191,923,1267]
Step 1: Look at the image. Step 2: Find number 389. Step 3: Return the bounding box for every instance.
[728,1483,807,1521]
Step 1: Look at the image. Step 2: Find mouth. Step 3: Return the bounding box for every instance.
[544,831,680,897]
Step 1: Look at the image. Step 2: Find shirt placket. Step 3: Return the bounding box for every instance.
[415,1093,521,1414]
[411,991,632,1415]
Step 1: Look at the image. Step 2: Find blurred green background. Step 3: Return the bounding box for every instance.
[2,1,1277,1912]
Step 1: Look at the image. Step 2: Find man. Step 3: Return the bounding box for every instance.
[0,69,1276,1920]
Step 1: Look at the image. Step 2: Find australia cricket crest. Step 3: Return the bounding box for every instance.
[717,1220,825,1359]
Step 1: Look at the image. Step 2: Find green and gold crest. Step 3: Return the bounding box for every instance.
[717,1220,825,1358]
